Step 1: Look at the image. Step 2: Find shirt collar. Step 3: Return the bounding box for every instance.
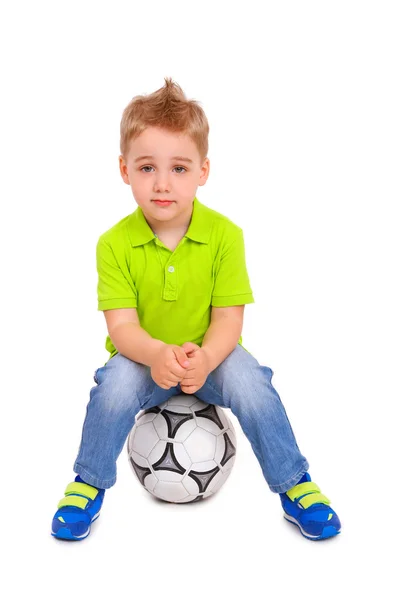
[127,196,212,247]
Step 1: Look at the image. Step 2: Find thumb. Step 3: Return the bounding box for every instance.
[181,342,200,356]
[173,347,190,368]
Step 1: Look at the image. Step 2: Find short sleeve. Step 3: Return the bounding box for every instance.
[96,236,138,311]
[211,228,255,307]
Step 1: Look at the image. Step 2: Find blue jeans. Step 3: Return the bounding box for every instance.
[73,344,309,493]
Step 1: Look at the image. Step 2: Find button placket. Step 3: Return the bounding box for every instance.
[164,261,177,300]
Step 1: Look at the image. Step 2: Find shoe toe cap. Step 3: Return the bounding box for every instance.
[52,509,91,537]
[52,517,89,538]
[302,505,341,535]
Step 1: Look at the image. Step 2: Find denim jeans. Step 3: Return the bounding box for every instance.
[73,344,309,494]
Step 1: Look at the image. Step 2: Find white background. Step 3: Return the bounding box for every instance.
[1,1,399,598]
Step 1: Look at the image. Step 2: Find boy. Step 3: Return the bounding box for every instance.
[51,78,341,542]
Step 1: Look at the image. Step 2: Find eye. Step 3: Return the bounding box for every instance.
[173,166,186,173]
[140,166,154,172]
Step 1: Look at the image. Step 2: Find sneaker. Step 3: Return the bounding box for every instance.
[51,475,105,541]
[279,472,341,540]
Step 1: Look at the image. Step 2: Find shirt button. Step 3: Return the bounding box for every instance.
[168,266,175,273]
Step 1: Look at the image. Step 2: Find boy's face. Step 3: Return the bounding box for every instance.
[119,126,210,230]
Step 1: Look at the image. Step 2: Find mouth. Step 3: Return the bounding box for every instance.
[152,200,174,206]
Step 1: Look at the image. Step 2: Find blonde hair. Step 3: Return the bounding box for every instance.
[120,77,209,163]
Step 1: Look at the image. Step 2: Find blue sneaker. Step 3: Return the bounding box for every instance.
[279,473,341,541]
[51,475,105,541]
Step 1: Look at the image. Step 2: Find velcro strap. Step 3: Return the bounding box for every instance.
[286,481,321,502]
[64,482,98,500]
[58,495,89,510]
[299,492,331,509]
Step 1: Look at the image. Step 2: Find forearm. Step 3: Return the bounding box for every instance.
[109,322,166,367]
[201,317,242,372]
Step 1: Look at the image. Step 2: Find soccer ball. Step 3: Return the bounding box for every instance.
[127,394,237,503]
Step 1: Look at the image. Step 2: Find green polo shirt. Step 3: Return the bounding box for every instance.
[97,196,255,361]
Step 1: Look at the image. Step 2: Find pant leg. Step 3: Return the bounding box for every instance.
[193,344,310,494]
[73,353,180,489]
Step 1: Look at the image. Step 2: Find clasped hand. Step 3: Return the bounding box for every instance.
[150,342,210,394]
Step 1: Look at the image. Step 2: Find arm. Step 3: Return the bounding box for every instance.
[201,225,253,373]
[201,305,245,372]
[104,308,166,367]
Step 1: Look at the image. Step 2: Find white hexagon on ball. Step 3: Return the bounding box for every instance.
[184,427,216,463]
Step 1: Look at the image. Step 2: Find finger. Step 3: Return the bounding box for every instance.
[181,373,195,382]
[158,376,180,390]
[171,358,197,384]
[181,381,197,388]
[173,347,190,368]
[161,378,180,388]
[170,365,192,379]
[180,365,195,375]
[181,385,197,394]
[181,342,200,356]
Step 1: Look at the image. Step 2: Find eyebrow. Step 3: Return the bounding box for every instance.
[134,155,194,164]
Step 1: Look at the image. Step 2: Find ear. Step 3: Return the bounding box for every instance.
[119,155,130,184]
[198,157,210,187]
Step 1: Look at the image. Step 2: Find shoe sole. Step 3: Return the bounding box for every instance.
[51,513,101,541]
[284,513,341,541]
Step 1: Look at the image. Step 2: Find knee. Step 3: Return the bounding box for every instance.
[224,361,273,392]
[92,353,149,414]
[220,346,274,386]
[229,365,277,413]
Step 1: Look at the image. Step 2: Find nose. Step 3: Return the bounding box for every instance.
[153,172,171,193]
